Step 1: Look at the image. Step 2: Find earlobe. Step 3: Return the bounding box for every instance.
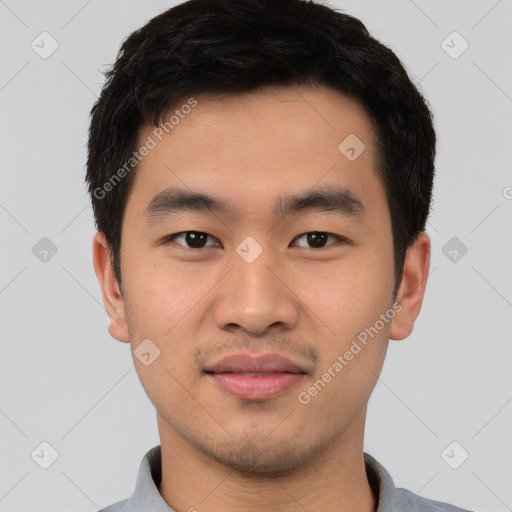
[92,232,130,343]
[389,232,431,341]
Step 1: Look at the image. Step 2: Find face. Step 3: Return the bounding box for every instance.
[94,84,429,474]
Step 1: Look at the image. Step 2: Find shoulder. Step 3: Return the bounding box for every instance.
[364,453,473,512]
[97,498,129,512]
[394,487,474,512]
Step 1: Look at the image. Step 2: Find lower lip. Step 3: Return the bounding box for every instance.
[208,373,305,400]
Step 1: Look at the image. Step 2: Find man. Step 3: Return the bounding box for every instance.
[86,0,472,510]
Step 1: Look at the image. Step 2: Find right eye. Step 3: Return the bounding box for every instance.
[163,231,221,249]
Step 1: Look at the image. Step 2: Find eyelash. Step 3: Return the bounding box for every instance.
[163,231,345,250]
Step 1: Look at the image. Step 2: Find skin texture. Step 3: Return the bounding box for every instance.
[93,84,430,512]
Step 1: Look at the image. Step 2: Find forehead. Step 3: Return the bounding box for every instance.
[125,84,384,223]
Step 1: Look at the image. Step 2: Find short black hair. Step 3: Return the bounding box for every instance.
[85,0,436,295]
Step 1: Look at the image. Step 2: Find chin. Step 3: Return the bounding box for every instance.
[198,436,319,476]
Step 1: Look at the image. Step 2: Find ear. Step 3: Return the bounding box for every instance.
[390,232,431,341]
[92,232,130,343]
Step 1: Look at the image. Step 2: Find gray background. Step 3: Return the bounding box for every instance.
[0,0,511,510]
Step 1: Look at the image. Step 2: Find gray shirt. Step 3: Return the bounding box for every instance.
[98,445,473,512]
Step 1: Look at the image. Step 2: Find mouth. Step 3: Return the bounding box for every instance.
[204,353,308,401]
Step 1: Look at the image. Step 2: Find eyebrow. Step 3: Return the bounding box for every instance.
[143,185,365,223]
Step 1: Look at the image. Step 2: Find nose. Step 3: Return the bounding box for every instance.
[212,246,300,336]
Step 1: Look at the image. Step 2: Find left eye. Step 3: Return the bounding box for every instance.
[164,231,341,250]
[291,232,341,249]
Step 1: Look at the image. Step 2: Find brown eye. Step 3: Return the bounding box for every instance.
[291,232,341,249]
[165,231,219,249]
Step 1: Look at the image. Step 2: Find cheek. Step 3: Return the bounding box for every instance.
[121,245,213,337]
[290,252,394,334]
[296,249,394,412]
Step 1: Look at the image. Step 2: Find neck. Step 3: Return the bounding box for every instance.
[157,409,377,512]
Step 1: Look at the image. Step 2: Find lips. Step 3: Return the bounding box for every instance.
[204,353,308,401]
[205,353,307,375]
